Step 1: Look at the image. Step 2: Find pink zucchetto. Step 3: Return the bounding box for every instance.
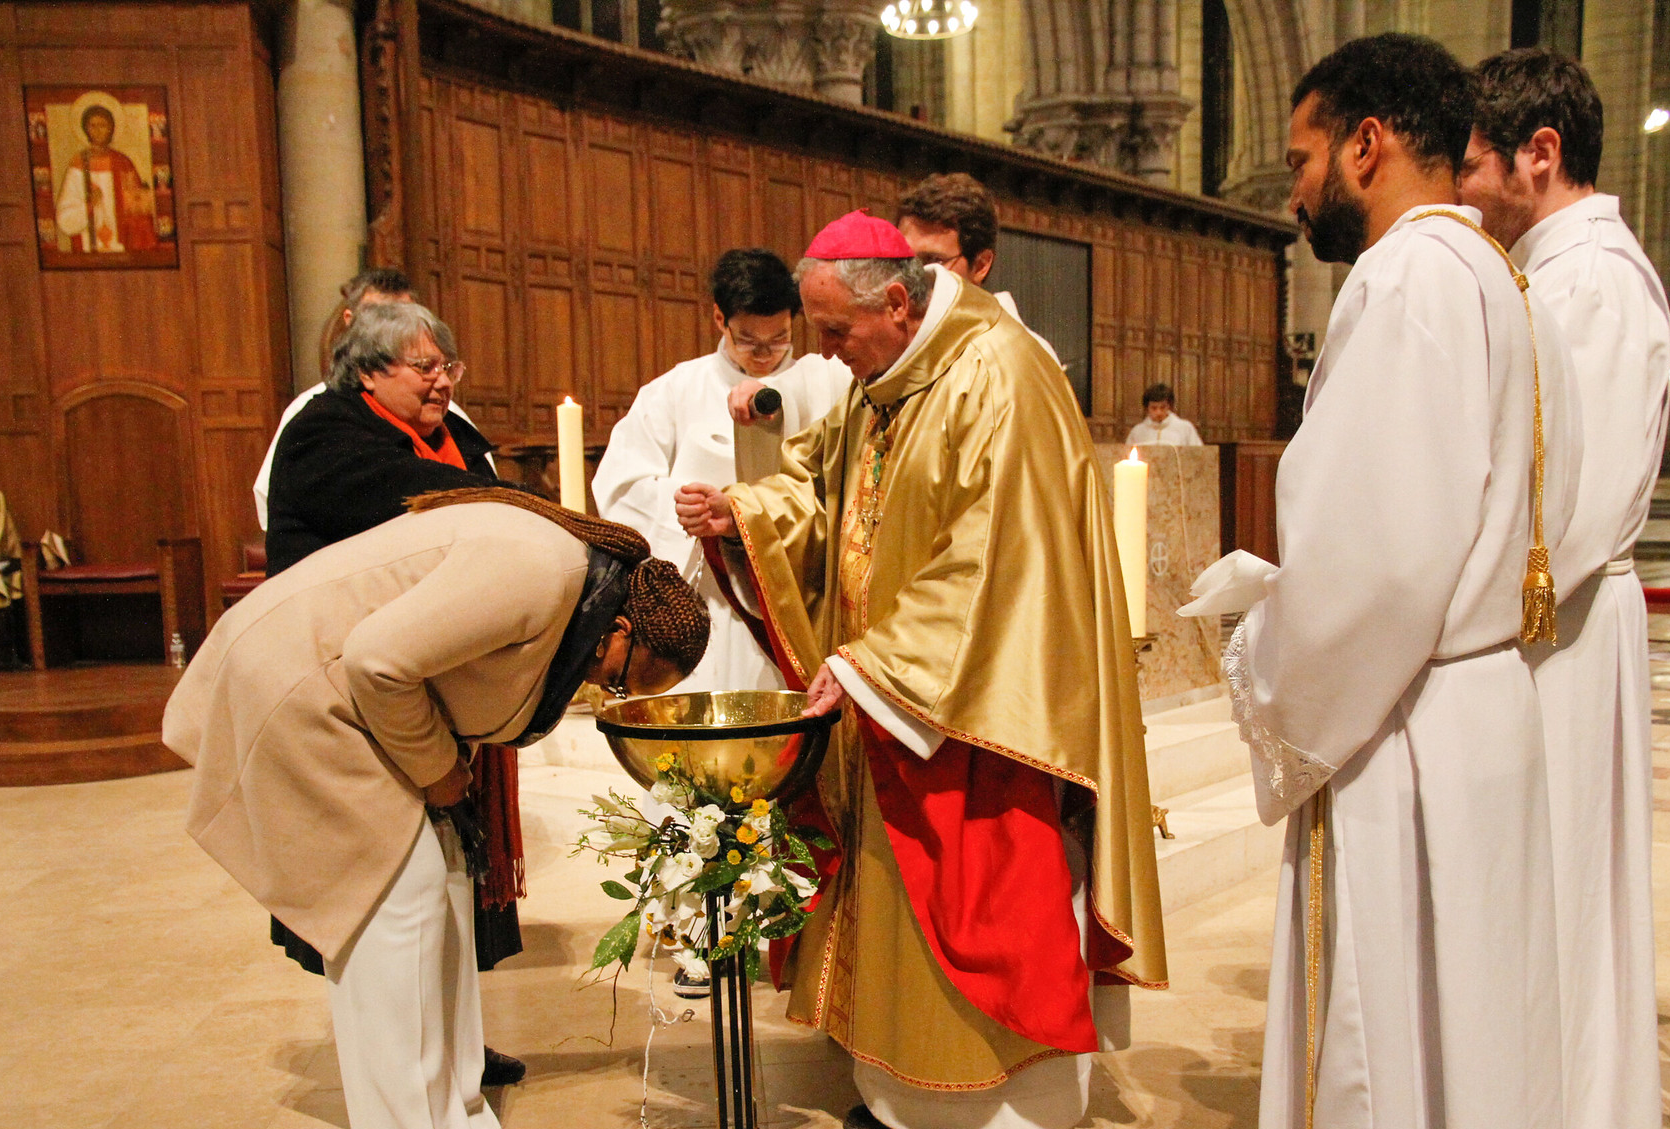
[803,209,916,260]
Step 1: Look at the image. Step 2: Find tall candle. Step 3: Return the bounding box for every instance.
[557,396,586,512]
[1113,449,1148,637]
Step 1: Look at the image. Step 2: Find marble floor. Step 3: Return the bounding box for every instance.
[6,625,1670,1129]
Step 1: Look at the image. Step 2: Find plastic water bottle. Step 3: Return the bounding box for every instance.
[168,632,186,669]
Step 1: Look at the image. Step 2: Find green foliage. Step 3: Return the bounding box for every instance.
[591,912,641,970]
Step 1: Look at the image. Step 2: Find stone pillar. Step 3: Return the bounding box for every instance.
[1007,0,1194,183]
[660,0,877,103]
[277,0,368,392]
[811,2,881,104]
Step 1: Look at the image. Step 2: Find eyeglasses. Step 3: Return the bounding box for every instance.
[395,356,467,383]
[605,639,636,700]
[914,250,965,269]
[727,328,793,358]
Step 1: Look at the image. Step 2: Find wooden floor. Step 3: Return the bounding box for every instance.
[0,663,185,786]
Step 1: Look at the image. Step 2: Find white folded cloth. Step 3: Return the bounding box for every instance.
[1177,549,1278,617]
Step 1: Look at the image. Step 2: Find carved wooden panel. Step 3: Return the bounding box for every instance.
[421,69,1285,451]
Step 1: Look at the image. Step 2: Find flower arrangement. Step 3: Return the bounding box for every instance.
[576,752,826,982]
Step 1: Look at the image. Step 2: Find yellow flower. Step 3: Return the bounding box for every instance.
[736,825,759,845]
[750,799,770,818]
[735,878,751,895]
[655,753,675,772]
[730,786,746,804]
[726,849,742,865]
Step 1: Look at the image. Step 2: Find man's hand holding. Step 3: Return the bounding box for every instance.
[728,379,770,425]
[675,482,737,539]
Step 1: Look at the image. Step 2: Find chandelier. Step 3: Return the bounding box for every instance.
[881,0,978,40]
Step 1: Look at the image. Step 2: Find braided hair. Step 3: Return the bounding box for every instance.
[407,487,710,674]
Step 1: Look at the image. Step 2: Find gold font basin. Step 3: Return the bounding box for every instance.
[594,690,838,804]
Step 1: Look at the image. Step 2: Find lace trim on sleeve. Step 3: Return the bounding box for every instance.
[1224,620,1333,818]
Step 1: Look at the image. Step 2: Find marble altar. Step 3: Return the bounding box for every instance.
[1096,443,1222,706]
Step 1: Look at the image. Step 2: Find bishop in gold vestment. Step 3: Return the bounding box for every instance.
[677,212,1165,1129]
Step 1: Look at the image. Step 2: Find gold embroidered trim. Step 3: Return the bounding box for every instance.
[1304,787,1328,1129]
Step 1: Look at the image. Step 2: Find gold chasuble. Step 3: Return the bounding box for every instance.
[725,275,1167,1089]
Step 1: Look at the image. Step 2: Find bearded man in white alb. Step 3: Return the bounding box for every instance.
[1461,48,1670,1129]
[593,248,849,693]
[1225,34,1582,1128]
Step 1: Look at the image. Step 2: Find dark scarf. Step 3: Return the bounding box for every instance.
[511,546,633,747]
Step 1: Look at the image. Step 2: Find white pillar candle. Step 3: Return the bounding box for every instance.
[1113,449,1148,638]
[558,396,586,512]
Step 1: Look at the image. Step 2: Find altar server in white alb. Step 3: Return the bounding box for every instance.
[1461,49,1670,1129]
[593,248,850,693]
[1227,35,1581,1128]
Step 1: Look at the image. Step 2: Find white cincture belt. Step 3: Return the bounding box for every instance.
[1604,555,1636,577]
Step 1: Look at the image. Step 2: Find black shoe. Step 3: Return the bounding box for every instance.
[481,1046,525,1087]
[844,1106,890,1129]
[672,967,711,999]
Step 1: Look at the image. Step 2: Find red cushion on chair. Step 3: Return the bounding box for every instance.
[1643,585,1670,613]
[242,542,267,572]
[41,563,160,583]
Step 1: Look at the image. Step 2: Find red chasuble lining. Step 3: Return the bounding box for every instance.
[858,713,1098,1054]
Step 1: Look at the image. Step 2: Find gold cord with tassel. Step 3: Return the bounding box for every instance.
[1303,787,1328,1129]
[1411,209,1557,645]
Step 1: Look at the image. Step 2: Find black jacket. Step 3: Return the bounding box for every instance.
[265,389,499,575]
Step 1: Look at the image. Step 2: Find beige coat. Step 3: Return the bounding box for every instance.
[163,502,589,961]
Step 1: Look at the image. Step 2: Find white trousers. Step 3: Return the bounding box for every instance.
[325,819,499,1129]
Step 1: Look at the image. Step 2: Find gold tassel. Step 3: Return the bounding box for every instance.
[1521,545,1557,645]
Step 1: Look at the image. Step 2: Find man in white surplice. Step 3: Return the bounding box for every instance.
[1196,35,1583,1129]
[1460,49,1670,1129]
[593,248,850,693]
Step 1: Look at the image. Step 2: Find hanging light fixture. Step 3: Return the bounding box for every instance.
[881,0,978,40]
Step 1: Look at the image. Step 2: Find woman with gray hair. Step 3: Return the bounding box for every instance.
[266,301,498,574]
[263,300,531,1090]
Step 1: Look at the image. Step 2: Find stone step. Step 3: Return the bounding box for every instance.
[1153,774,1285,914]
[1144,699,1246,805]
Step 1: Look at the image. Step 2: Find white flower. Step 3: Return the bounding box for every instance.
[784,869,818,900]
[650,779,691,806]
[656,851,705,892]
[643,889,704,934]
[687,804,726,859]
[733,858,783,901]
[671,946,709,980]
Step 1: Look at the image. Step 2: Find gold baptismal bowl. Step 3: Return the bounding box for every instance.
[595,690,839,804]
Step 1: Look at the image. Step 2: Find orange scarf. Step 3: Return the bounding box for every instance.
[361,392,467,468]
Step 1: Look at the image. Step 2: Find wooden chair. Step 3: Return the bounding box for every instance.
[19,537,206,671]
[220,540,267,608]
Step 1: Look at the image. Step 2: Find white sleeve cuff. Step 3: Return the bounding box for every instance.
[827,654,945,760]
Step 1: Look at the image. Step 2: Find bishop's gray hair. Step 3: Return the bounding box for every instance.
[794,256,932,315]
[327,301,459,395]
